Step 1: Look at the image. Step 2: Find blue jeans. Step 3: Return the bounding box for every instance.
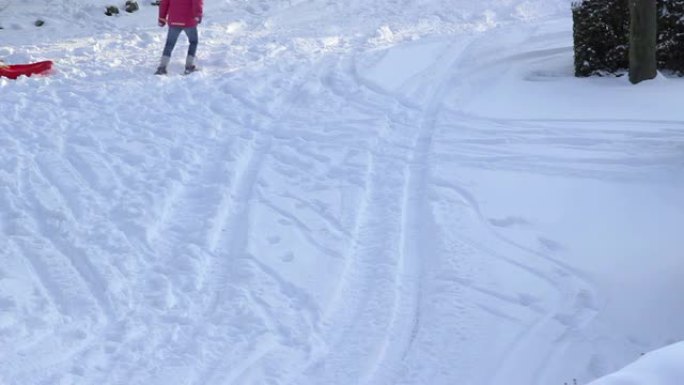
[162,26,198,58]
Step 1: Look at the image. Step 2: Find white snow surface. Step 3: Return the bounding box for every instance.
[2,0,684,384]
[587,342,684,385]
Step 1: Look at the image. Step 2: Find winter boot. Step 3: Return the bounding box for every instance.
[184,55,197,75]
[155,55,170,75]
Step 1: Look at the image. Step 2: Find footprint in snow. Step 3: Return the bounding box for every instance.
[280,252,294,262]
[489,216,530,228]
[538,236,564,252]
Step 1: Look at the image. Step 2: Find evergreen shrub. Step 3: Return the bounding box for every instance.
[572,0,684,76]
[657,0,684,73]
[572,0,629,76]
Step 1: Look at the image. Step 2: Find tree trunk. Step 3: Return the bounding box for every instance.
[629,0,657,84]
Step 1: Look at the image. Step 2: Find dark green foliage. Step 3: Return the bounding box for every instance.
[151,0,161,6]
[629,0,657,83]
[657,0,684,73]
[572,0,629,77]
[34,19,45,27]
[125,0,139,13]
[105,5,120,16]
[573,0,684,76]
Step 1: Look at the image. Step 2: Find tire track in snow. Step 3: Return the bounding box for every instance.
[188,131,277,385]
[137,64,326,385]
[191,62,364,384]
[442,114,684,183]
[276,69,405,385]
[290,39,468,384]
[49,75,282,383]
[1,159,115,382]
[256,195,345,260]
[16,152,116,321]
[274,192,354,240]
[433,125,606,384]
[125,129,276,385]
[297,117,418,384]
[431,23,604,385]
[33,157,116,318]
[357,40,471,384]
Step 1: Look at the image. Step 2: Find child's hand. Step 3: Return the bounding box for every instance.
[158,18,166,27]
[195,16,202,24]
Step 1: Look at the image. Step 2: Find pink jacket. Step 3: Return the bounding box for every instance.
[159,0,203,28]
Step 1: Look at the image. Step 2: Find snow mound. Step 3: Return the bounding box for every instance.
[588,342,684,385]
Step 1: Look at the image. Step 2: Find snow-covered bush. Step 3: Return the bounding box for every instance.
[572,0,684,76]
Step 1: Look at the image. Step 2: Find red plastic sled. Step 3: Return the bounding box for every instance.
[0,60,53,79]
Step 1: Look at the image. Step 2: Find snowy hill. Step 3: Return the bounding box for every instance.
[2,0,684,384]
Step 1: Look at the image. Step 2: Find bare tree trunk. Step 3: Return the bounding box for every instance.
[629,0,657,84]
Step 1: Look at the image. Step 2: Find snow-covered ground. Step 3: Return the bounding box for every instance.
[1,0,683,384]
[587,341,684,385]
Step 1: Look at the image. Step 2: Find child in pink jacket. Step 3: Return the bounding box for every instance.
[155,0,203,75]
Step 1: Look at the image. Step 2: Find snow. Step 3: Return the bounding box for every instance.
[587,342,684,385]
[1,0,683,384]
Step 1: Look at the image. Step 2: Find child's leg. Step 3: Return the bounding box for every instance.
[160,27,183,66]
[184,27,199,68]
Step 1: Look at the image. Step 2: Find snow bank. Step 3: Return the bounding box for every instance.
[588,342,684,385]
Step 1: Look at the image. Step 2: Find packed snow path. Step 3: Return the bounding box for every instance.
[2,1,684,385]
